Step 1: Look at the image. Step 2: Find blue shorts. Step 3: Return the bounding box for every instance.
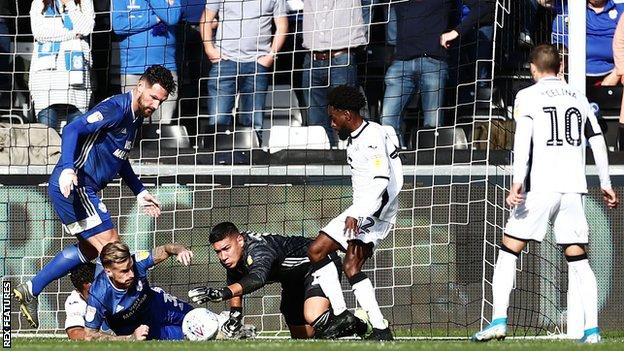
[146,288,194,340]
[48,183,114,240]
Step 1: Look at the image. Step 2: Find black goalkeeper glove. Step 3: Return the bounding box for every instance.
[188,286,233,304]
[220,310,244,338]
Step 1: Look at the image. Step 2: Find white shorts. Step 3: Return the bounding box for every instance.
[321,210,393,250]
[504,192,588,244]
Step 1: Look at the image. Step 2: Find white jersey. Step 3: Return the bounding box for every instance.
[64,290,87,330]
[512,76,604,193]
[344,121,403,223]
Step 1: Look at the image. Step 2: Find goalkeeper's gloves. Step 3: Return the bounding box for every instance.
[59,169,78,198]
[137,190,161,217]
[220,310,243,338]
[188,286,233,304]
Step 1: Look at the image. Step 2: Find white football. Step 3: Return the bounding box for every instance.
[182,308,221,341]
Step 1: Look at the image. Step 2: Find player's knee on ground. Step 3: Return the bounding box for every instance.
[288,325,315,339]
[563,244,586,257]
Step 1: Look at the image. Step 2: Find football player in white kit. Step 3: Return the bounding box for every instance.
[472,44,619,343]
[306,85,403,341]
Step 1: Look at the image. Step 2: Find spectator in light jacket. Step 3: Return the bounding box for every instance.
[29,0,95,131]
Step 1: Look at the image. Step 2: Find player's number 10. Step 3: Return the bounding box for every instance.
[543,106,583,147]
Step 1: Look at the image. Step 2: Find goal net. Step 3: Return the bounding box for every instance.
[2,0,621,339]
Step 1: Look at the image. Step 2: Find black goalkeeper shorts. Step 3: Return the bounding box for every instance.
[279,253,341,326]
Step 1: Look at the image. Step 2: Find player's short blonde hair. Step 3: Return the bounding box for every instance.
[529,44,561,74]
[100,241,131,267]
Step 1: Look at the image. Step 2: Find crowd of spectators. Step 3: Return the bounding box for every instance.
[2,1,623,150]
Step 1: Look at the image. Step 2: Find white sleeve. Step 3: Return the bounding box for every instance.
[64,294,86,330]
[585,103,612,190]
[65,0,95,37]
[511,92,534,185]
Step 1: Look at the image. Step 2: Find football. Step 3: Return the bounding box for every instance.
[182,308,221,341]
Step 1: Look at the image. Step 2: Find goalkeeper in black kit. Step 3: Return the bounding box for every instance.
[188,222,370,339]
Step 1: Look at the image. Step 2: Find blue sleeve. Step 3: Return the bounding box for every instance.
[60,101,125,170]
[118,160,145,195]
[84,294,105,330]
[112,0,160,35]
[148,0,182,25]
[134,250,155,276]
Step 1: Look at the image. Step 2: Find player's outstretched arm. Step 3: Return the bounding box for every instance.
[152,243,193,266]
[84,325,148,341]
[188,283,243,304]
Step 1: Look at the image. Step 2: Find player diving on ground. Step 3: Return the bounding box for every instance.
[188,222,371,339]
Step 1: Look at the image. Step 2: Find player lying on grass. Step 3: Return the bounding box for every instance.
[64,263,112,340]
[188,222,370,339]
[14,65,176,328]
[472,44,619,344]
[83,241,195,340]
[306,85,403,341]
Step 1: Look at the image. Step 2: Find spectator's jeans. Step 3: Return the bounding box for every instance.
[381,57,448,145]
[302,52,358,146]
[122,72,179,124]
[206,60,270,135]
[37,104,82,131]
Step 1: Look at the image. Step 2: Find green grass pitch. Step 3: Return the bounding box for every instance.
[10,337,624,351]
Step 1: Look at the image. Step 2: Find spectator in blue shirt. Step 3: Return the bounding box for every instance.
[112,0,182,124]
[552,0,624,85]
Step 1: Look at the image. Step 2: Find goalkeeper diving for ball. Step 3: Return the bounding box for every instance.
[188,222,371,339]
[13,65,176,329]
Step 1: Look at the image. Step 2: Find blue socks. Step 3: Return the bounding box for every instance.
[30,244,87,296]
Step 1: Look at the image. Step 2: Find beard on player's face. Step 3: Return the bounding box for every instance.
[107,260,135,289]
[137,94,156,117]
[329,107,352,141]
[337,127,351,141]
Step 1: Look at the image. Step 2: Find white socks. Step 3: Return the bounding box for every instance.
[312,261,347,315]
[352,276,385,329]
[568,258,598,331]
[492,249,518,320]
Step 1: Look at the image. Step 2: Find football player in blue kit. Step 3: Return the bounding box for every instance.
[84,241,195,341]
[14,65,176,328]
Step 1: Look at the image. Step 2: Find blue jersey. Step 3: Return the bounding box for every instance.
[85,251,155,334]
[84,251,192,340]
[50,92,144,194]
[552,0,624,76]
[111,0,181,74]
